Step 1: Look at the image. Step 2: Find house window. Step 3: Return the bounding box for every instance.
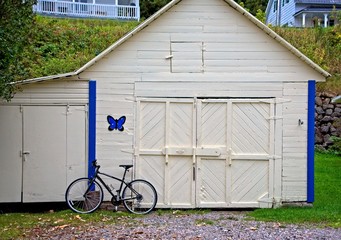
[273,0,278,12]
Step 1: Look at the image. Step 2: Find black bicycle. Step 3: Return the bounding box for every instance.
[65,160,157,214]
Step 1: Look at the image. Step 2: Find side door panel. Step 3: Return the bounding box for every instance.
[0,106,22,202]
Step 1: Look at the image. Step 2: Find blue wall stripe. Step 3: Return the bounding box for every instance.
[88,80,96,178]
[307,80,315,203]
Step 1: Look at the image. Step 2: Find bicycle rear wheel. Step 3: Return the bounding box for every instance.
[122,179,157,214]
[65,177,103,214]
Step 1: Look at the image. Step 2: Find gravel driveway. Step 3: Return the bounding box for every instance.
[27,211,341,240]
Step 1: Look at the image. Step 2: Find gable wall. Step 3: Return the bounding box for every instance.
[78,0,321,201]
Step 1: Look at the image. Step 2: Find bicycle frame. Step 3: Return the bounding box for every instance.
[87,166,139,202]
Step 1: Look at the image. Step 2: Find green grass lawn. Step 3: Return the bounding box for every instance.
[249,152,341,228]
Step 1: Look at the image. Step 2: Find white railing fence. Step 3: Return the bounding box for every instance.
[34,0,140,21]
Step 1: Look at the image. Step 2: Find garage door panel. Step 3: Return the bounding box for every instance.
[199,159,226,205]
[138,155,165,205]
[200,103,227,146]
[140,102,165,150]
[169,103,193,147]
[168,156,193,205]
[232,103,270,154]
[231,160,269,203]
[137,100,195,207]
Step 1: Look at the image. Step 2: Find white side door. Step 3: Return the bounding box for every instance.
[0,106,22,202]
[22,105,86,202]
[23,106,67,202]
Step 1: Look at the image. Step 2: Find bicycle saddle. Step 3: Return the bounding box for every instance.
[119,165,133,170]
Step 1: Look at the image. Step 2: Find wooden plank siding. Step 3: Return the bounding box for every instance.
[74,0,318,203]
[2,80,88,105]
[282,82,308,201]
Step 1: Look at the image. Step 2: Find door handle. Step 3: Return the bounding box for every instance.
[22,151,30,161]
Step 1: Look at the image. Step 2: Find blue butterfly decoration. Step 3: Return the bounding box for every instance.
[107,115,126,132]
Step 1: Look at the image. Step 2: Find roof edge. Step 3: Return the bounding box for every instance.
[75,0,182,75]
[11,72,77,85]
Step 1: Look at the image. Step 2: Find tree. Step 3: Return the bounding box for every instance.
[234,0,268,16]
[256,8,266,23]
[140,0,171,19]
[0,0,36,101]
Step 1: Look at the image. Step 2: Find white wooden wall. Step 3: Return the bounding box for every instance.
[3,79,88,105]
[282,82,308,201]
[0,79,88,202]
[77,0,320,203]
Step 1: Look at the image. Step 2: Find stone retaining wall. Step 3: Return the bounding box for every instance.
[315,92,341,149]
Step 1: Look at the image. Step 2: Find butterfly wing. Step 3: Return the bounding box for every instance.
[116,116,126,131]
[107,115,117,131]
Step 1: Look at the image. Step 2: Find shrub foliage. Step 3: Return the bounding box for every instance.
[0,0,36,100]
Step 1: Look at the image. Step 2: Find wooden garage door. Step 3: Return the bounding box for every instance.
[135,99,196,207]
[197,99,274,208]
[136,98,276,208]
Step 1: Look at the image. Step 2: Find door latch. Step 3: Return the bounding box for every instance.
[22,151,30,161]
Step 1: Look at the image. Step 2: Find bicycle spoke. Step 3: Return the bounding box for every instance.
[65,178,103,214]
[122,179,157,214]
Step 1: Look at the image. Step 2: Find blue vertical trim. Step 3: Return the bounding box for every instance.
[307,80,315,203]
[88,80,96,178]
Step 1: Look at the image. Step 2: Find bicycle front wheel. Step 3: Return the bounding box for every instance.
[122,179,157,214]
[65,177,103,214]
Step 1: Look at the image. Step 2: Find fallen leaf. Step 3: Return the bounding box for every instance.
[56,224,69,230]
[75,215,86,222]
[249,227,257,231]
[53,219,64,224]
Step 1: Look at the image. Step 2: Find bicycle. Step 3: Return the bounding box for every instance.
[65,160,157,214]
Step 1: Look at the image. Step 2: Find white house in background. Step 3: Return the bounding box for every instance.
[34,0,140,20]
[266,0,341,27]
[1,0,330,208]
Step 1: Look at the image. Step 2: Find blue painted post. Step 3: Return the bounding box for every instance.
[88,80,96,178]
[307,80,315,203]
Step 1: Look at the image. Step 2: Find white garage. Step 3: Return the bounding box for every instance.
[1,0,330,207]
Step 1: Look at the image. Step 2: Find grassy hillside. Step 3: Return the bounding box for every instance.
[272,26,341,94]
[22,16,139,79]
[22,16,340,93]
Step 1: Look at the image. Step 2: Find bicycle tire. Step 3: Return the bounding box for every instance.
[65,177,103,214]
[122,179,157,214]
